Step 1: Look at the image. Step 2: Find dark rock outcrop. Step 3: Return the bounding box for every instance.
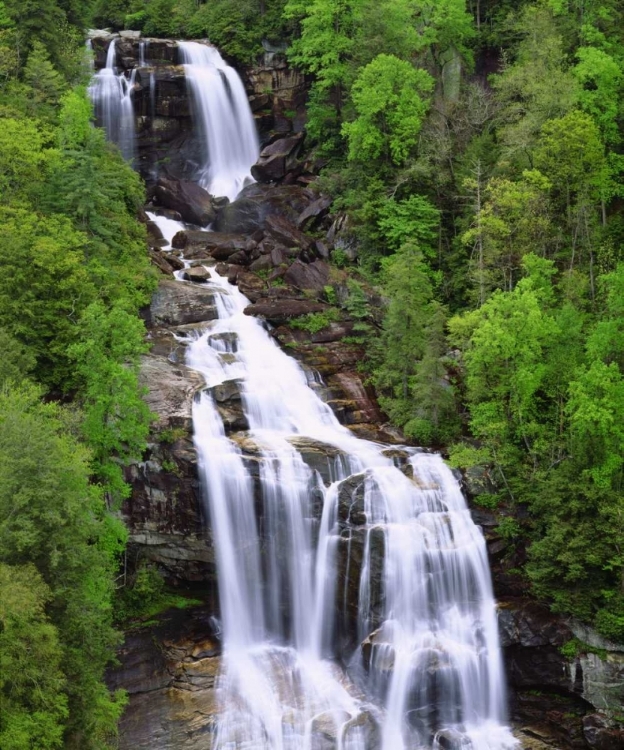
[500,599,624,749]
[214,184,316,234]
[244,299,329,324]
[155,177,216,226]
[284,259,330,291]
[251,133,305,183]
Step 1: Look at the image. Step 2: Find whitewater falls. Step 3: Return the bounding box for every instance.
[101,34,518,750]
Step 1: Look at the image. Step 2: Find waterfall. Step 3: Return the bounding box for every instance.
[179,41,260,202]
[88,39,137,163]
[149,216,518,750]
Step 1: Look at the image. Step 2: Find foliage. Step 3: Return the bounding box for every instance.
[116,561,202,624]
[290,308,340,334]
[343,54,433,166]
[68,302,152,502]
[373,244,459,445]
[0,385,128,748]
[0,563,68,750]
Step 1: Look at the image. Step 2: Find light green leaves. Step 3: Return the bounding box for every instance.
[342,54,433,165]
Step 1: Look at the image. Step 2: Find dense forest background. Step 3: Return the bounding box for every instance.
[0,0,623,747]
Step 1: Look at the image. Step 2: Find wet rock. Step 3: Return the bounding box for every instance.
[288,437,346,486]
[244,299,328,325]
[336,473,368,527]
[155,177,216,226]
[181,266,210,283]
[149,248,176,275]
[214,184,315,234]
[206,380,248,434]
[583,713,624,750]
[336,526,386,644]
[149,280,217,326]
[283,259,330,291]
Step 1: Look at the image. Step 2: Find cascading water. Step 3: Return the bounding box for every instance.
[179,41,260,202]
[149,214,519,750]
[88,38,137,162]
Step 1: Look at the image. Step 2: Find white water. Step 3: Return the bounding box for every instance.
[150,213,518,750]
[88,39,137,162]
[179,41,260,202]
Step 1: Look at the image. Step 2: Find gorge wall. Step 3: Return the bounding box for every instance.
[88,33,624,750]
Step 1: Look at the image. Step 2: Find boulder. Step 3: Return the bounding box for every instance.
[264,214,315,251]
[155,177,216,226]
[214,184,315,234]
[149,279,217,326]
[296,195,332,230]
[244,299,329,325]
[235,271,266,302]
[251,133,304,183]
[172,230,249,255]
[149,248,176,275]
[181,266,210,283]
[283,259,330,291]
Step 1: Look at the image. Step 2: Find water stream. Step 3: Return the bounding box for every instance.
[179,41,260,202]
[148,210,518,749]
[88,38,137,162]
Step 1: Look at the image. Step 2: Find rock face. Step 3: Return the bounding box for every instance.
[497,600,624,749]
[108,606,221,750]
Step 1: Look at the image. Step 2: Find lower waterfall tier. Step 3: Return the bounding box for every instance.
[146,209,519,750]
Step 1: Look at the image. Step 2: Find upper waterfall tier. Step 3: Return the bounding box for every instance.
[179,41,260,202]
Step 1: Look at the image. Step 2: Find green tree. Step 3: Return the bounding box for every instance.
[373,244,458,444]
[0,564,68,750]
[0,329,36,386]
[69,302,152,502]
[45,89,155,309]
[0,208,95,386]
[573,46,623,145]
[0,384,127,748]
[462,170,553,302]
[23,39,65,116]
[492,4,578,167]
[342,54,434,166]
[448,255,560,480]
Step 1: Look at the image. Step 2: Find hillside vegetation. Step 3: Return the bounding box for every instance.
[0,1,623,746]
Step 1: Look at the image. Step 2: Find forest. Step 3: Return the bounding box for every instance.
[0,0,623,747]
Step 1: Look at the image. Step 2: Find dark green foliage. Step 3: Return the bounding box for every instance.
[0,385,128,749]
[0,13,153,747]
[115,561,203,624]
[0,563,68,750]
[373,245,459,445]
